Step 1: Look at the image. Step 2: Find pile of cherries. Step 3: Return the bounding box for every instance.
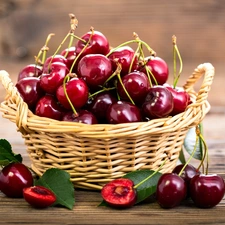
[15,21,191,125]
[101,163,225,209]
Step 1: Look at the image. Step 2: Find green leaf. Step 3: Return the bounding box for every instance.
[0,139,22,166]
[35,168,75,210]
[183,125,203,160]
[178,147,186,164]
[124,169,162,204]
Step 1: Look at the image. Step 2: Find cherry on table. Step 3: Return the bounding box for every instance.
[101,178,137,208]
[0,162,33,198]
[189,173,225,208]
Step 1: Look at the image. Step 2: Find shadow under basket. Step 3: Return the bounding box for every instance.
[0,63,215,190]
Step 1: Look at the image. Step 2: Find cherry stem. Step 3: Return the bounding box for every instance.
[88,86,116,99]
[62,73,78,117]
[69,26,94,73]
[172,35,183,89]
[134,159,167,189]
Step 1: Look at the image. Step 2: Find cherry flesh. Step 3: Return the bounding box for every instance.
[189,174,225,208]
[101,178,137,208]
[108,46,138,76]
[56,77,89,110]
[117,71,150,106]
[16,77,44,110]
[140,56,169,85]
[17,64,42,81]
[40,62,69,94]
[0,162,33,198]
[142,86,174,119]
[62,110,98,124]
[35,95,65,121]
[77,54,113,90]
[75,30,110,60]
[106,100,142,124]
[23,185,56,208]
[156,173,187,208]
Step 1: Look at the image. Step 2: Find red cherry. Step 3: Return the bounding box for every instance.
[108,46,138,76]
[35,95,66,120]
[107,101,142,124]
[142,86,174,119]
[40,62,69,94]
[140,56,169,85]
[77,54,113,90]
[61,46,77,72]
[56,77,89,110]
[190,174,225,208]
[75,30,110,60]
[17,64,42,81]
[23,186,56,208]
[101,178,137,208]
[117,71,150,105]
[0,162,33,198]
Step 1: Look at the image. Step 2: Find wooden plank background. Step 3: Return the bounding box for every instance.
[0,0,224,106]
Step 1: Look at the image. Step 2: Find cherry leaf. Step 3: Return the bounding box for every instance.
[124,169,162,204]
[35,168,75,210]
[0,139,22,166]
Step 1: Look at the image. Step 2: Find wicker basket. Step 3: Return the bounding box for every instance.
[0,63,214,190]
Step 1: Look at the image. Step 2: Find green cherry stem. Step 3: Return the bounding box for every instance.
[172,35,183,89]
[134,159,167,189]
[88,86,116,99]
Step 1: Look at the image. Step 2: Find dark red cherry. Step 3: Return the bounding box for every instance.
[17,64,42,81]
[0,162,33,198]
[142,86,174,119]
[42,54,69,73]
[61,46,77,72]
[108,46,138,76]
[156,173,187,208]
[62,110,98,124]
[117,71,150,105]
[89,92,117,123]
[165,85,190,116]
[35,95,65,120]
[107,101,142,124]
[16,77,45,110]
[40,62,69,94]
[77,54,113,90]
[23,185,56,208]
[56,77,89,110]
[189,174,225,208]
[75,30,110,60]
[101,178,137,208]
[140,56,169,85]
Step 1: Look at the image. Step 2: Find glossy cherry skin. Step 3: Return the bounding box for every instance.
[17,64,42,81]
[62,110,98,124]
[140,56,169,85]
[61,46,77,72]
[56,77,89,110]
[106,101,142,124]
[42,55,69,73]
[88,92,117,123]
[35,95,66,121]
[75,30,110,60]
[40,62,69,94]
[165,85,190,116]
[101,178,137,208]
[23,185,56,208]
[142,86,174,119]
[117,71,150,106]
[0,162,33,198]
[77,54,113,90]
[189,174,225,208]
[108,46,138,76]
[156,173,187,208]
[16,77,45,110]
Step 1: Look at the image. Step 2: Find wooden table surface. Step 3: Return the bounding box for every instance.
[0,65,225,224]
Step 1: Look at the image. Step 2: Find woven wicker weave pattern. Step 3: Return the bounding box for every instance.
[0,63,214,190]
